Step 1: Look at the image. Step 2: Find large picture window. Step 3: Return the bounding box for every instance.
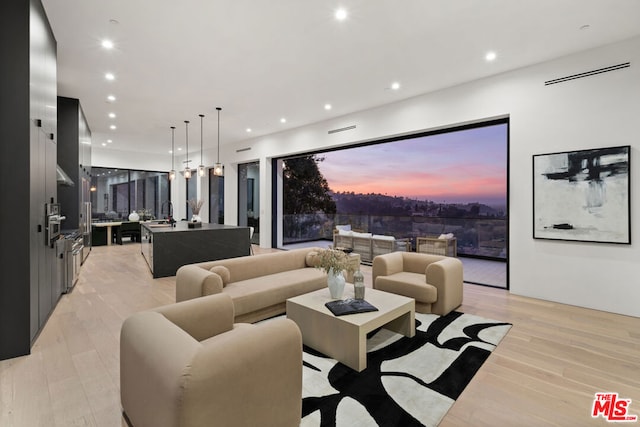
[90,167,170,221]
[276,119,508,260]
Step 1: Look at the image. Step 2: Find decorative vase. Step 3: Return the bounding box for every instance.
[353,269,365,300]
[327,268,346,299]
[191,214,201,223]
[128,211,139,221]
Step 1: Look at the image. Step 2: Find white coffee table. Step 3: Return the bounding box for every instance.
[286,287,415,372]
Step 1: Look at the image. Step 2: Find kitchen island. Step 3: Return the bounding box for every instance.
[141,222,250,278]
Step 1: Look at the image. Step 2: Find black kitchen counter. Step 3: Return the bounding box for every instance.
[141,222,241,233]
[140,222,250,278]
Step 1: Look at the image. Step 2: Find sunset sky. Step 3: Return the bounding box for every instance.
[317,123,507,207]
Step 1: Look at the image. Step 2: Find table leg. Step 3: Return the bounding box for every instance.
[384,310,415,338]
[106,225,112,246]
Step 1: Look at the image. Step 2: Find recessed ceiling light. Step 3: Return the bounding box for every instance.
[109,125,116,130]
[169,150,173,154]
[108,112,116,119]
[105,72,115,81]
[335,8,348,21]
[324,104,332,110]
[101,39,114,49]
[107,95,116,102]
[101,142,107,147]
[246,128,252,133]
[485,51,497,62]
[177,147,182,151]
[107,139,113,143]
[390,82,400,90]
[280,118,287,124]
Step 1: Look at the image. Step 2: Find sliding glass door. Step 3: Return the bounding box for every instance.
[238,162,259,244]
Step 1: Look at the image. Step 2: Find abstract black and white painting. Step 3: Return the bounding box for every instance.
[533,145,630,244]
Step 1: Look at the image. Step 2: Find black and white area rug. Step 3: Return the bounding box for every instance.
[300,311,511,427]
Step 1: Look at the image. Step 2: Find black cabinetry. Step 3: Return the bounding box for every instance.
[57,97,92,231]
[0,0,58,360]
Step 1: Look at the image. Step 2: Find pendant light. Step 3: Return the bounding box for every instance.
[169,126,176,181]
[198,114,205,177]
[213,107,224,176]
[184,120,191,179]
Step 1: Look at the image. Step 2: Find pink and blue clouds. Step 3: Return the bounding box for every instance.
[317,123,507,207]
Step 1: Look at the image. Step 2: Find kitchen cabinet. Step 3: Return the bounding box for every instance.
[32,0,59,341]
[140,226,153,272]
[58,97,92,232]
[1,0,58,360]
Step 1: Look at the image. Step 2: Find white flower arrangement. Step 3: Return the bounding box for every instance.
[187,199,204,215]
[314,248,355,274]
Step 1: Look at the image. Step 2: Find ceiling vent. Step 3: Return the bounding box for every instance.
[236,147,251,153]
[328,125,356,135]
[544,62,630,86]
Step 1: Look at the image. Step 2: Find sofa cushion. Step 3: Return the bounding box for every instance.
[223,268,326,316]
[375,272,437,303]
[218,249,310,283]
[352,231,372,238]
[305,251,320,268]
[372,234,395,241]
[338,229,353,236]
[209,266,231,286]
[335,224,351,232]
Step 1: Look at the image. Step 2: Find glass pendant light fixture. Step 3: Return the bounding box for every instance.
[198,114,205,177]
[169,126,176,181]
[184,120,192,179]
[213,107,224,176]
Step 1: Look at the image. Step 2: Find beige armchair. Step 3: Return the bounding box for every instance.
[372,252,463,315]
[120,293,303,427]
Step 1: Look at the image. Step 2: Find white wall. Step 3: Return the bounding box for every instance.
[225,36,640,317]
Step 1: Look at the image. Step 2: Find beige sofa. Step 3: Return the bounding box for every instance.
[120,293,302,427]
[175,247,326,323]
[372,252,463,315]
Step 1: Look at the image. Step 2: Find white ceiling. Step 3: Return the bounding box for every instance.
[42,0,640,155]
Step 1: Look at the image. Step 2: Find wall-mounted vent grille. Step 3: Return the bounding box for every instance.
[236,147,251,153]
[544,62,630,86]
[328,125,356,134]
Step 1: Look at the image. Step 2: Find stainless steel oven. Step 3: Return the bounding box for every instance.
[45,203,65,248]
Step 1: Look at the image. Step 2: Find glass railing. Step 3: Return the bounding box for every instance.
[282,213,507,259]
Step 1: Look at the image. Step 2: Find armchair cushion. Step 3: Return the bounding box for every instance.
[375,272,437,303]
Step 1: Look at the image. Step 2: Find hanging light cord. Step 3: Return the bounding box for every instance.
[199,114,204,164]
[216,107,221,163]
[185,120,189,163]
[171,126,175,169]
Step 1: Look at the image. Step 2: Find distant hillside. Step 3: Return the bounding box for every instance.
[332,192,505,218]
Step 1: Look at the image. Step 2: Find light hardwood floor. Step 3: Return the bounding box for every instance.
[1,244,638,426]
